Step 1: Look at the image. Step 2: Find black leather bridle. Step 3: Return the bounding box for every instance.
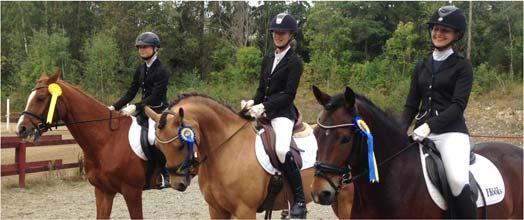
[19,85,60,139]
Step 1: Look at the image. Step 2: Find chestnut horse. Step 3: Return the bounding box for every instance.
[144,93,354,218]
[310,86,523,218]
[16,70,162,219]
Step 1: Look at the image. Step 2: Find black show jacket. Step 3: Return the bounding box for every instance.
[113,58,169,113]
[253,48,303,121]
[401,52,473,134]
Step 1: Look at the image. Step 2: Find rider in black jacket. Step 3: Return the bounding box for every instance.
[241,13,307,218]
[109,32,170,189]
[401,6,476,218]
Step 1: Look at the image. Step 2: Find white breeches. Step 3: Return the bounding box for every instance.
[271,117,294,163]
[427,132,471,196]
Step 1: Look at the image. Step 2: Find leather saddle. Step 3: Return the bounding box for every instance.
[421,139,479,218]
[257,112,306,171]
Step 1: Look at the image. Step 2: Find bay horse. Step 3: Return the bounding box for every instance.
[310,85,523,218]
[143,93,354,218]
[16,69,163,219]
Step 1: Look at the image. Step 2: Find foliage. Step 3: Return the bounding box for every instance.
[18,30,78,90]
[1,1,522,117]
[81,31,122,103]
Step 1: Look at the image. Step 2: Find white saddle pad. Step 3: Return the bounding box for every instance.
[255,128,318,175]
[128,117,156,161]
[419,145,505,210]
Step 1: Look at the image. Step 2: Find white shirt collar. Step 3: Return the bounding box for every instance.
[432,48,454,61]
[146,54,157,68]
[274,45,291,61]
[271,46,291,73]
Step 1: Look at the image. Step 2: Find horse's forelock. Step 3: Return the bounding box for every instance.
[325,94,347,112]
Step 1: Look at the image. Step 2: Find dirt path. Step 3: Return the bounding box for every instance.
[1,174,337,219]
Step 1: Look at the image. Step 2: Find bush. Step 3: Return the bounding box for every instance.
[472,63,505,95]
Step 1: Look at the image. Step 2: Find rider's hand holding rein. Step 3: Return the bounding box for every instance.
[412,123,430,142]
[240,99,254,110]
[248,103,265,118]
[121,104,137,116]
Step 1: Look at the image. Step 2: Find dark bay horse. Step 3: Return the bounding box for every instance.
[309,85,523,218]
[144,93,354,218]
[16,70,162,219]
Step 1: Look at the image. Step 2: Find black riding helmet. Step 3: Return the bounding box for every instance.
[269,13,298,34]
[135,32,160,48]
[428,5,466,41]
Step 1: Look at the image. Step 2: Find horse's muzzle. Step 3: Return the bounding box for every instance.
[174,182,188,192]
[311,190,336,205]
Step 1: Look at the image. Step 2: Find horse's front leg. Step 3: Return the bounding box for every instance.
[95,187,116,219]
[209,205,232,219]
[122,186,144,219]
[232,204,257,219]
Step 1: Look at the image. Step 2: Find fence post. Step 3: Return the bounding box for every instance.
[5,98,10,132]
[16,142,26,188]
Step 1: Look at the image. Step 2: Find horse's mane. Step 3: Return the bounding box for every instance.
[327,92,404,137]
[59,80,107,107]
[169,92,253,121]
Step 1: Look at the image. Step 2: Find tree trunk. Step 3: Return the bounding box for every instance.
[467,1,472,60]
[505,14,514,80]
[199,1,207,80]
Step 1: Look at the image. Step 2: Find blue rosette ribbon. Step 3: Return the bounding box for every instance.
[353,116,379,183]
[178,125,197,168]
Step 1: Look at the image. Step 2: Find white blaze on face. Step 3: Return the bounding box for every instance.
[17,90,36,129]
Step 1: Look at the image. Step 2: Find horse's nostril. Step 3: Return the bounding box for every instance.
[17,126,27,136]
[177,183,187,190]
[320,190,332,199]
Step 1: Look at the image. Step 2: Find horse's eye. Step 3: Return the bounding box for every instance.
[340,136,351,144]
[178,142,185,151]
[36,96,46,102]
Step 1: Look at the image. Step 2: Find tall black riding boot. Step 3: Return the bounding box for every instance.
[455,185,477,219]
[158,151,171,189]
[281,152,307,219]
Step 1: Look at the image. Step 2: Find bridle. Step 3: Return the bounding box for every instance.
[20,85,61,138]
[154,110,200,179]
[314,108,362,193]
[314,106,418,194]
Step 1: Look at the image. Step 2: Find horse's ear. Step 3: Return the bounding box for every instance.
[344,86,355,107]
[48,68,62,83]
[144,106,160,123]
[178,107,184,122]
[312,85,331,106]
[39,72,49,79]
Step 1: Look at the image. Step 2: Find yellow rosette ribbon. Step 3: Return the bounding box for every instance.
[46,83,62,124]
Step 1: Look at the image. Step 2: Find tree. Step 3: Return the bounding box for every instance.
[18,30,77,91]
[81,31,121,103]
